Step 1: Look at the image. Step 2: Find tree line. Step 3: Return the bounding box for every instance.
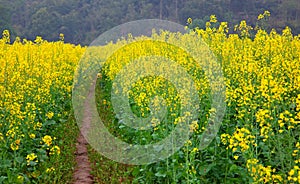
[1,0,300,45]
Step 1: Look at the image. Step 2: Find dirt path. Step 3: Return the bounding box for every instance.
[73,80,96,184]
[73,133,94,184]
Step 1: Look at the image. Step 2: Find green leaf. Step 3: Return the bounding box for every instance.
[43,120,56,127]
[0,160,11,168]
[198,163,216,175]
[59,118,67,123]
[0,176,7,183]
[229,164,238,173]
[15,156,23,164]
[155,170,166,177]
[132,167,140,177]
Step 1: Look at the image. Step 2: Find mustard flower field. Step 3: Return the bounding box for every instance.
[1,14,300,183]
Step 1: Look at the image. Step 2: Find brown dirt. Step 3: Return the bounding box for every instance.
[72,80,96,184]
[73,133,94,184]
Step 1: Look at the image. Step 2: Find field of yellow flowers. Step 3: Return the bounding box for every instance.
[1,13,300,183]
[0,31,85,183]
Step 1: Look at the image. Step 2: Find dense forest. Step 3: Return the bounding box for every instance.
[1,0,300,45]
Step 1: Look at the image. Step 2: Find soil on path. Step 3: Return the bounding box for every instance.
[73,133,94,184]
[72,80,96,184]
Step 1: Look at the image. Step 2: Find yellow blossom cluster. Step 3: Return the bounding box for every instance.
[42,135,52,146]
[26,153,38,165]
[221,127,256,152]
[255,109,273,141]
[288,166,300,183]
[257,10,271,21]
[293,142,300,164]
[246,158,283,183]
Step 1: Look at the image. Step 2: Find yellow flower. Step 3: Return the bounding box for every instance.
[292,150,299,157]
[15,139,20,145]
[2,29,10,43]
[296,142,300,149]
[17,175,24,183]
[50,145,61,155]
[187,17,192,24]
[185,140,192,146]
[272,174,283,182]
[191,147,199,153]
[59,33,64,41]
[257,14,264,20]
[10,143,19,151]
[210,15,217,23]
[46,167,55,173]
[34,36,43,44]
[289,169,295,176]
[42,135,52,146]
[263,10,270,17]
[189,121,199,132]
[10,139,21,151]
[46,112,54,119]
[206,22,211,28]
[26,153,38,165]
[29,133,36,139]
